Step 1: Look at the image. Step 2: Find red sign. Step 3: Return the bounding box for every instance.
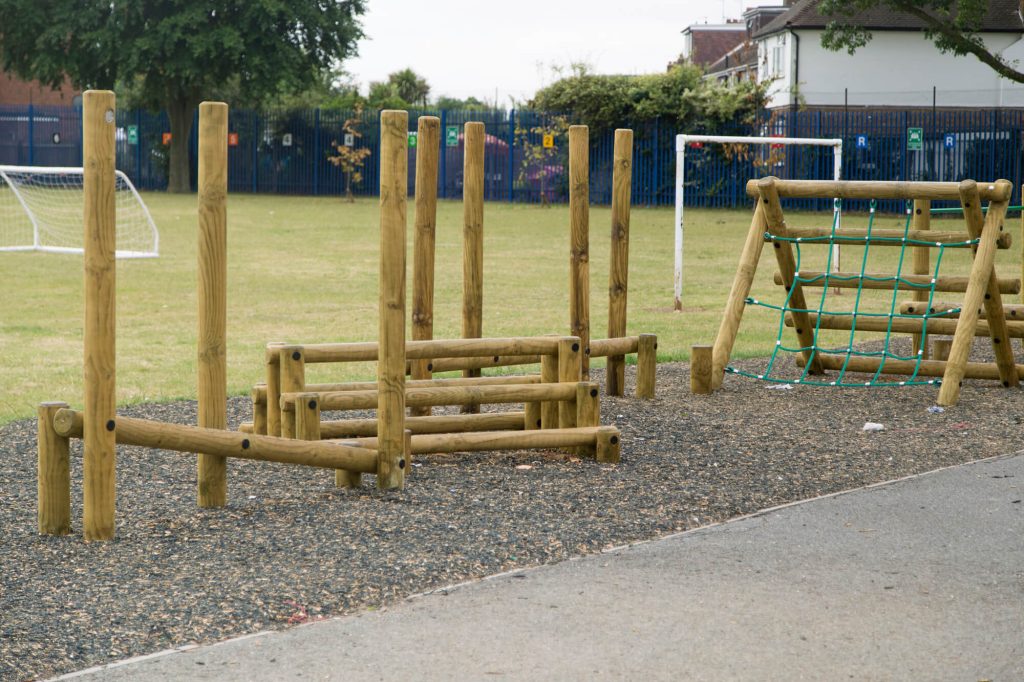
[688,142,703,149]
[228,132,239,147]
[161,132,172,145]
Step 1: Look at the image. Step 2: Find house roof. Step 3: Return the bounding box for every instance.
[683,26,747,66]
[705,40,759,75]
[753,0,1024,39]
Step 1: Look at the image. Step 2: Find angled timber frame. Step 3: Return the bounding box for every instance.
[703,176,1019,407]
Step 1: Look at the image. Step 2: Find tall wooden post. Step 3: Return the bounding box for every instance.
[911,199,931,359]
[411,116,440,418]
[607,129,633,395]
[462,121,485,412]
[82,90,117,542]
[38,401,71,535]
[377,110,408,489]
[569,125,591,379]
[279,346,305,439]
[540,352,559,429]
[197,101,229,508]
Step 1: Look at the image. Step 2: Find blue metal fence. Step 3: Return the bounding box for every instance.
[2,104,1023,210]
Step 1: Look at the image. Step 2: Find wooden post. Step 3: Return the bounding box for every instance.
[607,128,632,396]
[711,198,770,389]
[576,382,600,458]
[569,125,591,379]
[279,346,305,439]
[462,121,485,410]
[596,426,621,464]
[637,334,657,398]
[558,337,581,428]
[82,90,117,542]
[252,384,268,435]
[38,401,71,535]
[933,338,952,361]
[524,402,542,430]
[294,393,321,441]
[690,344,713,395]
[540,352,560,429]
[911,199,931,359]
[377,110,408,489]
[265,342,284,436]
[197,101,229,508]
[411,116,440,417]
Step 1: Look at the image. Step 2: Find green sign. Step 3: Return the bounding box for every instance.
[408,131,417,148]
[907,127,923,151]
[127,125,139,145]
[446,125,459,147]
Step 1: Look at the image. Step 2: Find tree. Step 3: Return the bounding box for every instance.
[819,0,1024,84]
[327,105,372,202]
[387,68,430,107]
[0,0,366,192]
[367,81,410,110]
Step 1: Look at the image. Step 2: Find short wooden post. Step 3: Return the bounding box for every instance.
[607,128,632,395]
[252,384,268,435]
[911,199,931,359]
[637,334,657,398]
[596,426,621,464]
[377,110,408,489]
[690,344,713,395]
[933,338,952,361]
[82,90,117,542]
[540,351,559,429]
[38,401,71,535]
[558,337,582,428]
[294,393,321,441]
[569,125,591,379]
[279,346,305,439]
[197,101,229,508]
[461,121,485,412]
[265,342,285,436]
[524,402,542,430]
[576,382,600,427]
[411,116,440,417]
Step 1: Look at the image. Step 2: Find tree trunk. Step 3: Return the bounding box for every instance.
[166,96,197,193]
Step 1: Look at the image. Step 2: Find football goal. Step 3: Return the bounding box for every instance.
[673,134,842,310]
[0,165,159,258]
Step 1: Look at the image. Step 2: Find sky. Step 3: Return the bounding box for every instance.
[345,0,781,106]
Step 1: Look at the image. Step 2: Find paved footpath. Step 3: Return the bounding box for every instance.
[64,454,1024,681]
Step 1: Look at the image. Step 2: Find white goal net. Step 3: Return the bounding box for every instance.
[0,165,159,258]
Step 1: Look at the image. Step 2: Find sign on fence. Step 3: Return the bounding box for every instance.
[344,133,354,147]
[446,126,459,147]
[282,133,293,147]
[127,125,139,145]
[408,131,418,148]
[944,133,956,149]
[542,134,555,149]
[228,133,239,147]
[856,135,868,149]
[907,127,923,151]
[161,132,171,145]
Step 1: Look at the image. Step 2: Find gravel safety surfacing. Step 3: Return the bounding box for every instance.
[3,347,1024,681]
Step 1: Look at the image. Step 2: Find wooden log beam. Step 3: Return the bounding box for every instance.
[52,410,379,473]
[589,336,639,358]
[767,227,1010,249]
[252,375,542,405]
[286,382,579,412]
[796,354,1024,381]
[320,411,527,438]
[898,301,1024,320]
[784,312,1024,338]
[744,178,1011,202]
[773,271,1021,294]
[269,337,561,364]
[336,426,618,455]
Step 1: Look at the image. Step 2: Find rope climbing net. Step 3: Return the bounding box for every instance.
[726,200,979,387]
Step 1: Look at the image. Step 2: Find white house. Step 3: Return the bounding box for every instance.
[753,0,1024,108]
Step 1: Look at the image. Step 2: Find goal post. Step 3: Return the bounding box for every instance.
[0,165,159,258]
[673,134,842,310]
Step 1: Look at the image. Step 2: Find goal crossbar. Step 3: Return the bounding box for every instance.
[674,134,843,310]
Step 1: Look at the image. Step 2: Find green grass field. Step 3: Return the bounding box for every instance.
[1,192,1017,425]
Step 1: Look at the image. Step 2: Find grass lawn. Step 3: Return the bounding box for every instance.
[1,192,1017,424]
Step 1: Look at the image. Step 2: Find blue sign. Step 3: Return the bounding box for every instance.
[944,133,956,149]
[856,135,868,149]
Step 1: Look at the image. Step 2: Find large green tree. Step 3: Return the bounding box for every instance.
[0,0,366,192]
[819,0,1024,84]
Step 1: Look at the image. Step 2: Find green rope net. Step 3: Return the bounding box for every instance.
[727,199,980,388]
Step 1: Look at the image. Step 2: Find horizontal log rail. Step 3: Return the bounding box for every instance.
[773,271,1021,294]
[283,382,580,412]
[320,411,526,438]
[797,354,1024,381]
[765,227,1010,249]
[745,178,1010,202]
[784,312,1024,339]
[898,301,1024,320]
[588,336,640,358]
[50,409,379,473]
[335,425,620,457]
[266,336,566,364]
[253,375,540,405]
